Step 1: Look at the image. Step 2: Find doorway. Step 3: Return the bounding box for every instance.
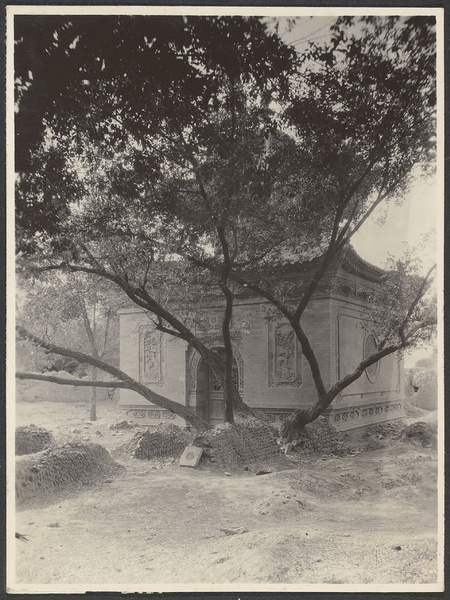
[197,347,239,426]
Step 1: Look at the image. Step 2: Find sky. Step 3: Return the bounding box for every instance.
[352,177,437,269]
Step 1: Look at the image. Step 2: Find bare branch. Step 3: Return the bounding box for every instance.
[16,326,210,430]
[16,372,128,388]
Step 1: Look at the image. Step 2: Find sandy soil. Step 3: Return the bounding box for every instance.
[12,398,440,589]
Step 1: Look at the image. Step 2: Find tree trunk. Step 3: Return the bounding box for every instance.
[280,408,315,442]
[280,388,337,441]
[90,365,97,421]
[221,282,235,424]
[280,332,403,441]
[231,387,256,417]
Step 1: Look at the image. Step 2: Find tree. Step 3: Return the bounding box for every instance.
[14,15,296,428]
[14,15,437,438]
[191,15,438,439]
[16,272,121,420]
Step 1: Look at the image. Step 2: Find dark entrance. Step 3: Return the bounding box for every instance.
[197,347,239,426]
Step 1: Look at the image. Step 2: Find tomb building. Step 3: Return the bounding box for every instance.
[118,246,405,431]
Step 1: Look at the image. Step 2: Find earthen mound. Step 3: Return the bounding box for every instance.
[284,417,347,456]
[193,416,279,469]
[398,421,435,448]
[16,425,54,456]
[122,423,193,460]
[109,420,138,430]
[253,488,308,516]
[16,442,119,502]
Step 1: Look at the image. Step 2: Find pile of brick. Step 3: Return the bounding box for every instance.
[124,423,193,460]
[16,425,54,456]
[193,416,280,468]
[286,417,345,455]
[16,442,119,502]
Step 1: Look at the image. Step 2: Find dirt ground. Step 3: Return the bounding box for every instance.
[12,397,441,590]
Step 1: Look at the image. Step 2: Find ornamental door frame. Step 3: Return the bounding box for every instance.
[188,343,244,396]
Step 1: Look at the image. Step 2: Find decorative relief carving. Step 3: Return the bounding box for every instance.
[255,410,292,424]
[139,326,164,386]
[316,277,335,295]
[333,409,360,423]
[337,311,401,396]
[125,409,176,420]
[188,344,244,393]
[196,311,223,332]
[333,402,402,424]
[268,322,302,387]
[364,332,380,383]
[200,330,242,346]
[189,352,201,392]
[319,277,374,301]
[336,277,355,297]
[355,285,374,302]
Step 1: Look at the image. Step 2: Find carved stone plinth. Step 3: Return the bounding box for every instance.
[325,401,406,432]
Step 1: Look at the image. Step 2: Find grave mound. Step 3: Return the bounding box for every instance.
[253,488,309,516]
[122,423,194,460]
[284,417,347,456]
[193,416,280,469]
[399,421,435,448]
[16,425,54,456]
[16,442,119,502]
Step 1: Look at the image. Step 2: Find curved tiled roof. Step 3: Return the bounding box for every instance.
[260,245,384,282]
[340,246,385,283]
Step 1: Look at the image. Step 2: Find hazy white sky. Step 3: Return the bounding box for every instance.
[352,177,437,269]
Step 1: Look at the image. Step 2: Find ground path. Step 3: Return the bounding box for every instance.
[13,399,439,589]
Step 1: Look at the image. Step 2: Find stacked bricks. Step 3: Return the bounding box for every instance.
[16,426,54,456]
[16,443,119,502]
[193,416,280,469]
[287,417,343,455]
[124,423,193,460]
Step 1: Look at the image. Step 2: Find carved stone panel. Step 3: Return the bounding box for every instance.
[139,326,164,386]
[337,310,401,396]
[364,331,380,383]
[268,322,302,387]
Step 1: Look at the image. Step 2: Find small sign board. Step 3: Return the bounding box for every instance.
[179,446,203,467]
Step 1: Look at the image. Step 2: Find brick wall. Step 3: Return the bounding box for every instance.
[118,300,333,422]
[117,283,405,432]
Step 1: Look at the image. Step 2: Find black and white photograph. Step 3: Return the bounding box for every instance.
[7,6,444,593]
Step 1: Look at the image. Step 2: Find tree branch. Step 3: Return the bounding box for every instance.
[16,372,128,388]
[16,326,210,430]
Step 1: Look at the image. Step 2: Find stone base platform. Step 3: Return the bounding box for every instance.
[119,404,186,428]
[255,402,406,432]
[118,401,405,432]
[324,400,405,432]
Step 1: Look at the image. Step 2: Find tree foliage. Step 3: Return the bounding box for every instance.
[14,15,437,435]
